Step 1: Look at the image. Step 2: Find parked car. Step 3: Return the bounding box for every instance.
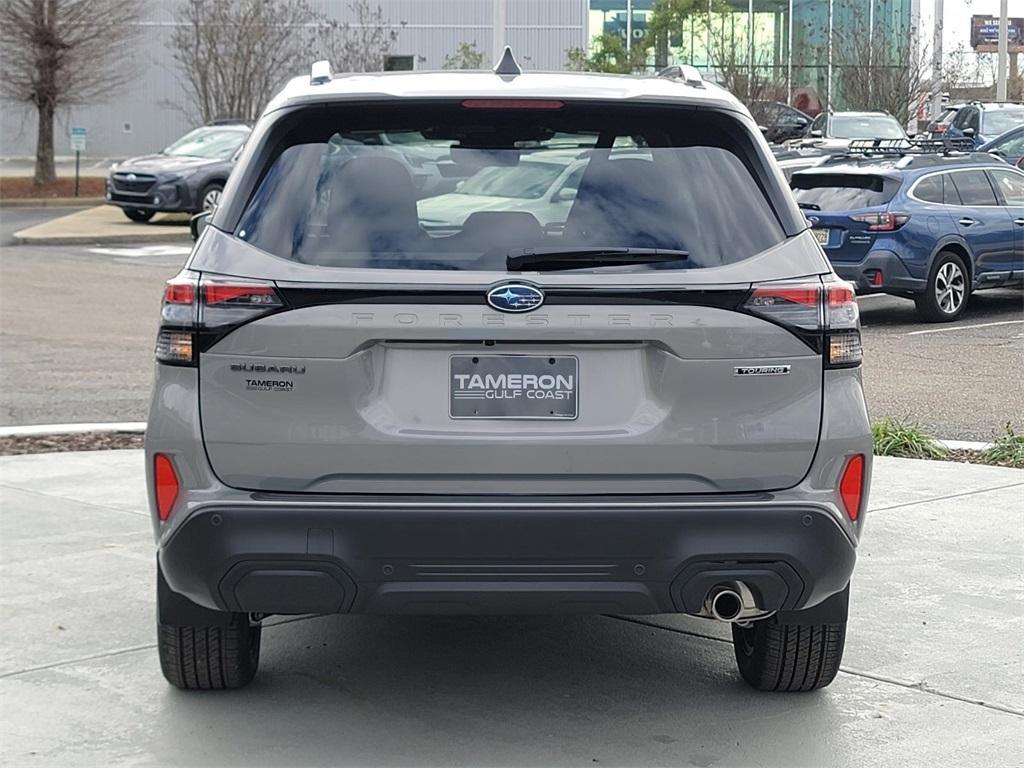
[943,102,1024,147]
[791,141,1024,321]
[924,103,965,138]
[795,110,909,151]
[417,150,584,232]
[979,125,1024,166]
[105,122,251,222]
[148,56,871,693]
[751,100,812,143]
[771,145,835,180]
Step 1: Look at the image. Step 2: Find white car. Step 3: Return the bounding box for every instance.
[418,150,584,234]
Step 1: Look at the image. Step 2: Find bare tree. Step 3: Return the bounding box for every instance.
[443,41,485,70]
[704,11,787,116]
[0,0,141,185]
[318,0,403,74]
[832,3,929,125]
[169,0,321,124]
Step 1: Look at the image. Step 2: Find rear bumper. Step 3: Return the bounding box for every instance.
[831,249,925,293]
[158,498,856,618]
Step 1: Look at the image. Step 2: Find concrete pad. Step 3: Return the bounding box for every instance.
[0,450,1022,767]
[11,205,190,245]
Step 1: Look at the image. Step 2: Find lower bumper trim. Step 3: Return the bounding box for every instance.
[158,501,856,618]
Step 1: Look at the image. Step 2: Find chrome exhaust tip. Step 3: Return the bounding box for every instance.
[709,588,744,622]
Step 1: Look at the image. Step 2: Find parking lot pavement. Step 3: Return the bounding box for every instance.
[0,451,1021,767]
[858,290,1024,440]
[0,241,187,426]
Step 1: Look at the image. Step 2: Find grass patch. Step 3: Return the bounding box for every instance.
[872,419,948,460]
[979,423,1024,469]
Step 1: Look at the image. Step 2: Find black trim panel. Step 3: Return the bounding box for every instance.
[276,285,750,309]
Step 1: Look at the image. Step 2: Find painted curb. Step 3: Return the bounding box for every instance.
[0,422,146,438]
[11,232,190,246]
[0,198,104,209]
[936,439,993,452]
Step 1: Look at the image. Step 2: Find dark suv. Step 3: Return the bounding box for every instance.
[105,122,250,222]
[147,56,871,693]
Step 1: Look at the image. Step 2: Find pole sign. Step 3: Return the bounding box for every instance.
[70,127,87,152]
[970,15,1024,53]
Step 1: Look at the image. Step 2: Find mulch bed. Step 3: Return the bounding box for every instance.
[943,447,1021,469]
[0,432,144,456]
[0,176,106,199]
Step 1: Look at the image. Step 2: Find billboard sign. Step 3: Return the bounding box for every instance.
[970,15,1024,53]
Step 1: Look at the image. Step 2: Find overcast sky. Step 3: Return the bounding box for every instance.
[925,0,1024,51]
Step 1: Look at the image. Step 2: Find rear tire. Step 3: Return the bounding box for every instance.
[123,208,155,223]
[732,620,845,692]
[158,614,261,690]
[914,251,969,322]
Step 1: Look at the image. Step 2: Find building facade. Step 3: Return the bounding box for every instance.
[1,0,916,158]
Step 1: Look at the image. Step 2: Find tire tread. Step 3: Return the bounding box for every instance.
[733,620,845,692]
[158,618,259,690]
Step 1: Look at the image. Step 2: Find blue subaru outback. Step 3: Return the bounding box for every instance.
[791,140,1024,321]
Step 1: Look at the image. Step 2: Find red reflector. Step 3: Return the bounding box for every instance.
[164,281,195,304]
[203,283,276,305]
[461,99,564,110]
[839,454,865,521]
[154,453,180,522]
[872,270,884,287]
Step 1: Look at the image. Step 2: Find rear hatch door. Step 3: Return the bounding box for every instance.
[193,99,830,495]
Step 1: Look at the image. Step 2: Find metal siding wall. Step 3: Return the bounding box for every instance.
[0,0,586,158]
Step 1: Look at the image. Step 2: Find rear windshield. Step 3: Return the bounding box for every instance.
[829,115,905,140]
[234,102,784,272]
[790,173,898,210]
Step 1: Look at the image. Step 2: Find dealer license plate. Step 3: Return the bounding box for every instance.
[449,355,578,420]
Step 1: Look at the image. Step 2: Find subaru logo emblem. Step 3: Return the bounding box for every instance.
[486,283,544,313]
[126,173,137,182]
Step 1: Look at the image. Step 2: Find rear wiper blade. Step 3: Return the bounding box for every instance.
[506,247,688,272]
[797,201,821,211]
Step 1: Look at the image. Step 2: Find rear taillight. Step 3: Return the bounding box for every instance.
[155,272,283,365]
[850,212,910,231]
[154,453,180,522]
[743,279,862,368]
[839,454,866,521]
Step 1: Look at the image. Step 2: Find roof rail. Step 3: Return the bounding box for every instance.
[656,65,704,88]
[310,60,333,86]
[845,137,975,156]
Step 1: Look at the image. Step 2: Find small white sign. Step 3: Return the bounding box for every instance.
[70,127,87,152]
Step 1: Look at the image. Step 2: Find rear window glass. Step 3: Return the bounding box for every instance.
[234,103,784,272]
[913,174,943,203]
[829,115,905,140]
[790,173,898,210]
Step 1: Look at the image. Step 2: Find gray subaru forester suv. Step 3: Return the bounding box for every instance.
[146,53,871,692]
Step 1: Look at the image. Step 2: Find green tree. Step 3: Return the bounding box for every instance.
[443,41,485,70]
[565,33,647,74]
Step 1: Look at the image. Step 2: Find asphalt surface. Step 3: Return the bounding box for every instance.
[1,451,1021,766]
[0,207,1022,438]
